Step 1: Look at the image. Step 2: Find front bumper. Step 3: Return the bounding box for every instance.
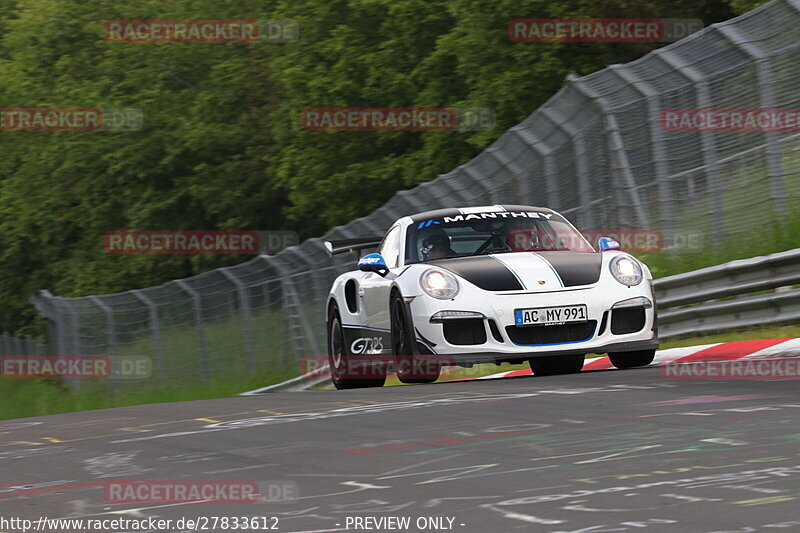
[412,338,659,365]
[408,281,658,364]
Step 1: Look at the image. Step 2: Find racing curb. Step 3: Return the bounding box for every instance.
[239,338,800,393]
[475,338,800,380]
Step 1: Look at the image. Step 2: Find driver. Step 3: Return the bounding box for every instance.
[421,228,456,260]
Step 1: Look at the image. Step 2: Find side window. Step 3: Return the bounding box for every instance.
[379,226,401,269]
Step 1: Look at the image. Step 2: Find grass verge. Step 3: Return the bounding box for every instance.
[0,368,297,421]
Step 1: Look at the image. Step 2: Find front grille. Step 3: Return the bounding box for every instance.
[505,321,597,345]
[611,308,646,335]
[443,318,487,345]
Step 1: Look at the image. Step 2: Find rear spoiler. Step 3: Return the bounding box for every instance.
[324,237,382,256]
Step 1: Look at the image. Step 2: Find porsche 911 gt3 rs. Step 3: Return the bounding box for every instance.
[324,205,658,389]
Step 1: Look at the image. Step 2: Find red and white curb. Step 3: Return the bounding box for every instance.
[471,338,800,381]
[241,339,800,393]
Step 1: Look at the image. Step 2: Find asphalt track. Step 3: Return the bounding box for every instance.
[1,366,799,533]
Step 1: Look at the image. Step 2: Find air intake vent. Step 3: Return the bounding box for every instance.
[505,321,597,345]
[611,308,646,335]
[443,319,487,345]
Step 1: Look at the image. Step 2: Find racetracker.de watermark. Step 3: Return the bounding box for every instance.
[104,20,298,43]
[662,359,800,380]
[104,230,298,254]
[0,356,152,380]
[104,480,298,504]
[509,18,703,42]
[301,355,457,377]
[300,107,496,132]
[497,228,702,253]
[661,108,800,132]
[0,108,143,132]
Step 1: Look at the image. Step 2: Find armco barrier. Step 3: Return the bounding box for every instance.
[655,248,800,339]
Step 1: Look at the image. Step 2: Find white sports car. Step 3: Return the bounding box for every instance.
[324,205,658,389]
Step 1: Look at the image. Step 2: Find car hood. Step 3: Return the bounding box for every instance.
[427,252,603,292]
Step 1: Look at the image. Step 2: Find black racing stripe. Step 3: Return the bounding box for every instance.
[429,256,523,291]
[538,252,602,287]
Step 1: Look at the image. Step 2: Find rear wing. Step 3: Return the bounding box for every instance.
[324,237,382,256]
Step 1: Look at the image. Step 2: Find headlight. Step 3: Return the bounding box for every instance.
[420,269,459,299]
[609,255,643,286]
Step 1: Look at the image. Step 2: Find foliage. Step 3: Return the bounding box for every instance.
[1,0,746,333]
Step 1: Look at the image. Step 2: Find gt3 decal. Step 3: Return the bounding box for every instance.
[350,337,384,354]
[342,326,391,355]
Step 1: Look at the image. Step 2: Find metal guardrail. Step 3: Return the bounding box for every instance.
[655,248,800,339]
[239,364,331,395]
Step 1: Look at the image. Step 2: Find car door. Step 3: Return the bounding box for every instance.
[360,225,402,334]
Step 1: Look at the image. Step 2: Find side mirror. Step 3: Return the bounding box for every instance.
[358,253,389,276]
[598,237,621,252]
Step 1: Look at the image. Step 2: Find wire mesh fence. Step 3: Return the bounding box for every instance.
[20,0,800,389]
[0,333,47,356]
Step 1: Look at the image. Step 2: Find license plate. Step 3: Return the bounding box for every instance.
[514,305,588,326]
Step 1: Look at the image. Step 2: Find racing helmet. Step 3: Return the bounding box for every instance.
[420,228,452,260]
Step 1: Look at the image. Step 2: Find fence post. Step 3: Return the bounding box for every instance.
[274,250,324,357]
[30,290,63,355]
[258,255,303,366]
[569,78,650,229]
[90,296,120,393]
[541,107,596,229]
[89,296,116,357]
[396,190,429,214]
[219,268,256,373]
[461,165,499,204]
[1,332,11,355]
[655,48,725,243]
[510,126,559,209]
[609,65,676,247]
[439,170,477,206]
[486,148,529,204]
[62,301,82,391]
[715,23,787,215]
[131,290,165,380]
[175,280,211,381]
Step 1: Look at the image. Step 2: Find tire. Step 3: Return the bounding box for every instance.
[528,354,585,376]
[390,294,440,384]
[327,304,386,390]
[608,349,656,369]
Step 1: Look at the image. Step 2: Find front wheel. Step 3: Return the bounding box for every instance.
[528,354,585,376]
[327,304,386,390]
[608,349,656,369]
[391,295,440,384]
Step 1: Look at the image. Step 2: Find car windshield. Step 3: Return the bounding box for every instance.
[406,212,594,264]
